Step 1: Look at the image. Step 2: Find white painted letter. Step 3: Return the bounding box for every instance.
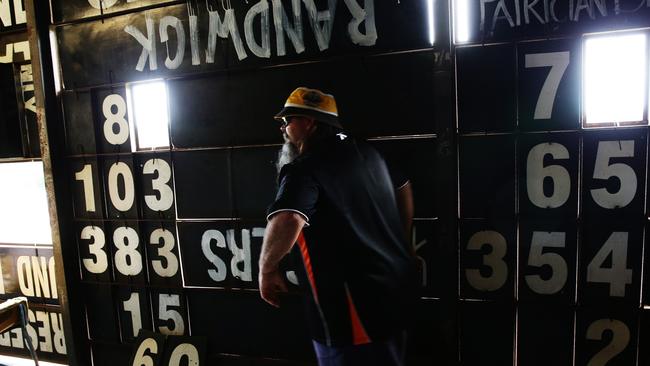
[36,311,52,352]
[17,256,34,297]
[0,0,11,27]
[227,230,252,282]
[344,0,377,46]
[201,230,228,282]
[207,9,248,61]
[124,16,158,71]
[245,0,271,58]
[31,256,50,298]
[159,16,186,70]
[272,0,305,56]
[188,14,201,65]
[303,0,338,51]
[51,313,66,354]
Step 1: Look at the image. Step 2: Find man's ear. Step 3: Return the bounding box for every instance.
[307,118,317,132]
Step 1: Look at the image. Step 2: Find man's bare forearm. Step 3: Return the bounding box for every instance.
[260,211,307,274]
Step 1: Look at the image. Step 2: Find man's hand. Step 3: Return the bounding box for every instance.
[259,268,289,307]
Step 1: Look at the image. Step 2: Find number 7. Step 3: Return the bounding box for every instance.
[525,51,570,120]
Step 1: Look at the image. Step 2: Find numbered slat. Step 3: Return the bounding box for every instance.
[582,128,647,217]
[518,220,577,302]
[518,133,579,218]
[94,88,132,154]
[459,220,515,300]
[517,305,574,366]
[142,222,182,287]
[128,330,166,366]
[178,221,289,289]
[135,153,176,219]
[575,307,638,366]
[102,157,139,219]
[517,39,580,131]
[459,135,516,218]
[161,336,207,366]
[456,44,516,133]
[76,222,112,282]
[108,222,147,285]
[459,301,514,366]
[578,220,643,304]
[70,158,104,219]
[117,287,152,343]
[151,290,188,336]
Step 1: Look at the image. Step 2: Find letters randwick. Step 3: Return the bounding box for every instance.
[124,0,377,72]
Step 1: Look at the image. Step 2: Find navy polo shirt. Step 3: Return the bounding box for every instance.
[267,134,417,346]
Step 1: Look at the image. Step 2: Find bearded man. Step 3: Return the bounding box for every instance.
[259,87,417,366]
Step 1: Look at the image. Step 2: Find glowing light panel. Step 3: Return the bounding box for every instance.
[0,162,52,245]
[428,0,435,45]
[454,0,470,44]
[584,33,647,125]
[129,80,170,150]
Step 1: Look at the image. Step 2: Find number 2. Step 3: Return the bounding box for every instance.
[586,319,630,366]
[525,51,570,120]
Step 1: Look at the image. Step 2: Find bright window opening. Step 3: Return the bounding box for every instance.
[0,162,52,245]
[584,32,647,125]
[453,0,471,44]
[127,80,170,151]
[428,0,435,45]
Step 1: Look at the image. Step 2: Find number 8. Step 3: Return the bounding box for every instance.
[103,94,129,145]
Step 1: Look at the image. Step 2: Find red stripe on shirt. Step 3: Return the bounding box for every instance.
[345,286,371,345]
[297,232,319,303]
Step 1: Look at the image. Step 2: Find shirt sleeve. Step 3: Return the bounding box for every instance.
[266,164,319,223]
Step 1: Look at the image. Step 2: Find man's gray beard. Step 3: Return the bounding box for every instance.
[276,135,299,174]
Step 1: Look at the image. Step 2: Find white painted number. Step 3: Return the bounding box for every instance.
[586,319,630,366]
[526,143,571,208]
[132,338,158,366]
[465,231,508,291]
[158,294,184,335]
[108,162,135,212]
[74,164,96,212]
[122,292,142,338]
[590,141,637,209]
[168,343,200,366]
[102,94,129,145]
[587,232,632,297]
[150,229,179,278]
[80,226,108,274]
[114,227,143,276]
[525,51,570,120]
[143,159,174,211]
[525,232,567,295]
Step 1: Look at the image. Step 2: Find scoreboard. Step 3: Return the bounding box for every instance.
[6,0,650,365]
